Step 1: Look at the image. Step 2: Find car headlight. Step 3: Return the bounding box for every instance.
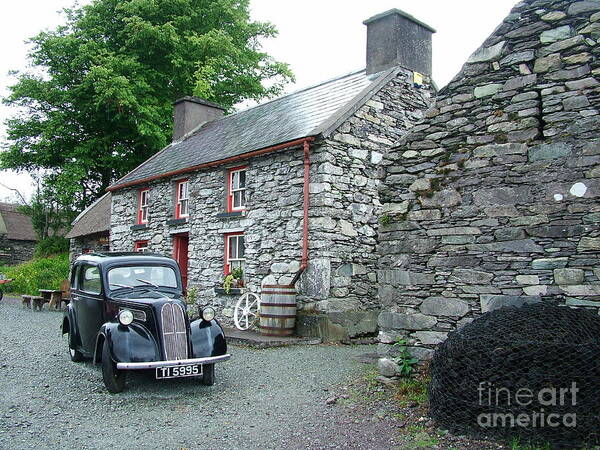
[202,307,215,322]
[118,309,134,326]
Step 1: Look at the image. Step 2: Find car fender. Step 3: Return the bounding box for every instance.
[95,321,160,364]
[189,319,227,358]
[62,304,81,347]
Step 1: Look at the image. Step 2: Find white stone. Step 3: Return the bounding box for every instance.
[570,182,587,197]
[467,41,506,63]
[516,275,539,285]
[338,219,358,237]
[270,262,289,273]
[554,193,564,201]
[371,151,383,164]
[523,285,547,296]
[350,148,369,160]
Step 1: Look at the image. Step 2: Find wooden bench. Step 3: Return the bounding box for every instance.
[21,295,48,311]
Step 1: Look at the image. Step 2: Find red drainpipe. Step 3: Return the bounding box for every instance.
[291,139,311,285]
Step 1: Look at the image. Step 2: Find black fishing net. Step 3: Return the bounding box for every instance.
[429,302,600,447]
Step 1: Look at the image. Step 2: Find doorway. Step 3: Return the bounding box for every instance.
[173,233,189,291]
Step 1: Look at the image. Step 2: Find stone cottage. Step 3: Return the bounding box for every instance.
[106,10,436,338]
[66,193,111,259]
[0,202,37,265]
[377,0,600,360]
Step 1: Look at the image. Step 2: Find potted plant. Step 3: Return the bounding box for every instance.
[232,267,244,288]
[223,274,234,294]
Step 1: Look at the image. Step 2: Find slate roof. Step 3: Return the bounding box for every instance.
[0,203,37,241]
[65,193,111,239]
[109,68,400,190]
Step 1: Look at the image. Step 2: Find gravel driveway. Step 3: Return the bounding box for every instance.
[0,298,402,449]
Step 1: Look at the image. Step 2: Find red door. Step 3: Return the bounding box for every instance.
[173,233,189,291]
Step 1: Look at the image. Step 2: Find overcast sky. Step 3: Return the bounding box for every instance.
[0,0,517,202]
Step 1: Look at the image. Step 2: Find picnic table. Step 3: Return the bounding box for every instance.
[39,289,64,310]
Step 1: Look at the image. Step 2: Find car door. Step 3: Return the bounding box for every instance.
[72,264,105,353]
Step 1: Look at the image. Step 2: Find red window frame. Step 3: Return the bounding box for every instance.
[223,232,245,275]
[134,240,149,252]
[226,166,247,212]
[175,179,189,219]
[137,188,149,224]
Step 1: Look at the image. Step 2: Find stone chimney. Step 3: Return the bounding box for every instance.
[363,9,436,76]
[172,96,225,141]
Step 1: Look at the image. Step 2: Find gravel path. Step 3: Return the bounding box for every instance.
[0,297,403,449]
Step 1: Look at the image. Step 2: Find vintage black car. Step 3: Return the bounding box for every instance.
[62,252,230,393]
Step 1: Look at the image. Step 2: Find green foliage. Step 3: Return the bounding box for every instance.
[0,254,70,295]
[34,236,70,258]
[379,214,392,226]
[392,338,419,377]
[231,267,243,280]
[223,274,234,294]
[2,0,294,212]
[185,286,198,305]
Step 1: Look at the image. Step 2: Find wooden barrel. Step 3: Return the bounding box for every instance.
[259,285,297,336]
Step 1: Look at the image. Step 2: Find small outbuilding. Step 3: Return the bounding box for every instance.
[66,193,111,259]
[0,202,37,265]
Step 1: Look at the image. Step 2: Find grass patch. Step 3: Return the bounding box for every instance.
[394,366,430,408]
[0,253,70,295]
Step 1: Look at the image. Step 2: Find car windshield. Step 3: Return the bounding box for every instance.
[108,265,178,290]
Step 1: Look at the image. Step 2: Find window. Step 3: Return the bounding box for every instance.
[138,188,149,224]
[224,233,245,274]
[108,266,177,290]
[227,167,247,212]
[135,240,149,252]
[79,265,101,294]
[176,180,189,218]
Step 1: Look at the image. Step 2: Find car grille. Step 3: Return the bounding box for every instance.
[160,303,188,360]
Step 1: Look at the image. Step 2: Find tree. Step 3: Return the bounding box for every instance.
[2,0,293,211]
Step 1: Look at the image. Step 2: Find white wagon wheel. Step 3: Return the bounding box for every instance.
[234,292,260,331]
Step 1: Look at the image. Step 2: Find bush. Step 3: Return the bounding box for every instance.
[34,236,70,258]
[0,253,70,295]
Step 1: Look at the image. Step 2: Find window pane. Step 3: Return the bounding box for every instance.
[233,191,242,208]
[180,199,188,216]
[80,265,101,294]
[238,236,245,257]
[239,170,246,188]
[229,236,236,259]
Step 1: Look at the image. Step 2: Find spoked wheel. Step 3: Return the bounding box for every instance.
[234,292,260,331]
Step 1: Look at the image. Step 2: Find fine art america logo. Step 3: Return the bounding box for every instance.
[477,381,579,428]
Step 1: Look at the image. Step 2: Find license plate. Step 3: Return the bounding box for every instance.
[156,364,203,379]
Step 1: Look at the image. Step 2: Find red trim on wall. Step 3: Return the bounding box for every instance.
[107,137,315,192]
[134,240,149,252]
[137,188,149,224]
[223,232,244,275]
[175,179,189,219]
[226,166,247,213]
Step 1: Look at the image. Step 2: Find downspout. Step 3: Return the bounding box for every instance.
[291,139,311,285]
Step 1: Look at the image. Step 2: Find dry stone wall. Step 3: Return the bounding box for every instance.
[0,235,36,265]
[378,0,600,361]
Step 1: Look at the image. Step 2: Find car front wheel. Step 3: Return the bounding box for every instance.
[67,332,84,362]
[201,363,215,386]
[101,340,126,393]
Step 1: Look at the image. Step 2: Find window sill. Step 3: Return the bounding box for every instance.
[216,211,244,219]
[215,287,243,296]
[130,224,148,231]
[167,218,188,226]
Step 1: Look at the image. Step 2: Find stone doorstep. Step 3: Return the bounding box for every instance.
[223,327,322,349]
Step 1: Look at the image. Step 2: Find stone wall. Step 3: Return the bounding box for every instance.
[0,235,36,265]
[377,0,600,361]
[111,69,433,336]
[69,232,110,261]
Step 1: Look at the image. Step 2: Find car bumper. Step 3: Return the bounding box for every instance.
[116,353,231,370]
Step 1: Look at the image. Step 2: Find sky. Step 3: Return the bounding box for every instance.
[0,0,518,203]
